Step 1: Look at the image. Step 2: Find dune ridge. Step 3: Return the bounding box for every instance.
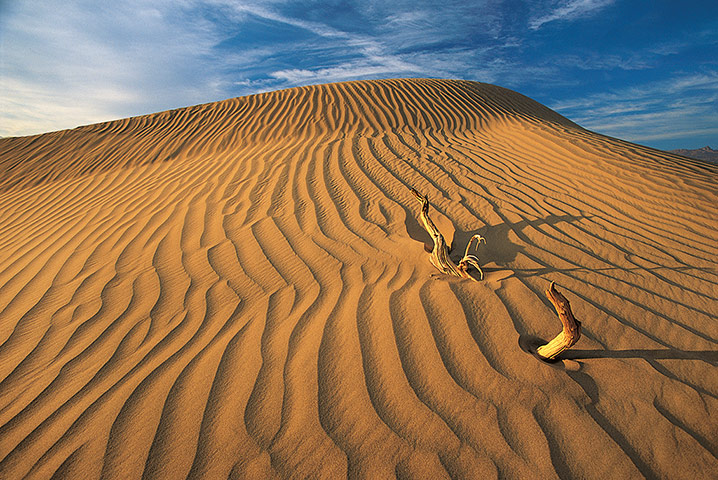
[0,78,716,479]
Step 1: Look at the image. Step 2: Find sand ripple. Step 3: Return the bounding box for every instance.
[0,79,716,479]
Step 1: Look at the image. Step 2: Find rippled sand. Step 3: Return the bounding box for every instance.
[0,79,716,479]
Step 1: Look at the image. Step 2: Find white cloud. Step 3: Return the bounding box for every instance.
[269,55,417,84]
[214,1,354,40]
[551,72,718,145]
[529,0,614,30]
[0,0,226,137]
[614,127,718,143]
[552,54,651,71]
[0,0,517,137]
[1,0,712,151]
[217,1,511,92]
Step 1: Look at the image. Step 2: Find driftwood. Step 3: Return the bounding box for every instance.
[410,188,486,280]
[409,189,580,358]
[537,282,582,360]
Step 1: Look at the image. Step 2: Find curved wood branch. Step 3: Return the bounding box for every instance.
[410,188,485,280]
[537,282,582,360]
[458,234,486,280]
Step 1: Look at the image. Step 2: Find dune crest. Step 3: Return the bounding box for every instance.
[0,79,716,479]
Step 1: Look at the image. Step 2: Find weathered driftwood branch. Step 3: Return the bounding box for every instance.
[537,282,582,360]
[410,188,486,281]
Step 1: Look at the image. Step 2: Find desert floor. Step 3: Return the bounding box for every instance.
[0,79,716,479]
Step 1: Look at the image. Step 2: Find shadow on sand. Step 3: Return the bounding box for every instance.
[519,334,718,366]
[406,210,584,265]
[565,349,718,363]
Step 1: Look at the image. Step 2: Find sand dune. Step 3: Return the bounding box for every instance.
[0,78,716,479]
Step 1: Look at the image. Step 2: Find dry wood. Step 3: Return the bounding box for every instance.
[410,188,486,280]
[537,281,582,360]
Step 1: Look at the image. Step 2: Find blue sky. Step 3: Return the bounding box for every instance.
[1,0,716,150]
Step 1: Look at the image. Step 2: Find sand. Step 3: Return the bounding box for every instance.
[0,78,716,479]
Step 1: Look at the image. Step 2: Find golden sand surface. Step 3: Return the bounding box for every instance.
[0,78,716,479]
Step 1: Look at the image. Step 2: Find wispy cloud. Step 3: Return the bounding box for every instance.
[529,0,615,30]
[215,1,354,40]
[1,0,715,150]
[551,72,718,145]
[551,53,651,71]
[209,0,513,96]
[5,0,492,136]
[0,0,226,136]
[269,59,414,84]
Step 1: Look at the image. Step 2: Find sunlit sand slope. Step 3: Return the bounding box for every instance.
[0,78,716,479]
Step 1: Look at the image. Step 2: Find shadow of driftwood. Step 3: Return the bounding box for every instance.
[407,212,585,269]
[405,207,433,251]
[408,208,716,287]
[518,335,718,365]
[503,265,717,279]
[452,214,584,265]
[565,349,718,364]
[404,203,456,253]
